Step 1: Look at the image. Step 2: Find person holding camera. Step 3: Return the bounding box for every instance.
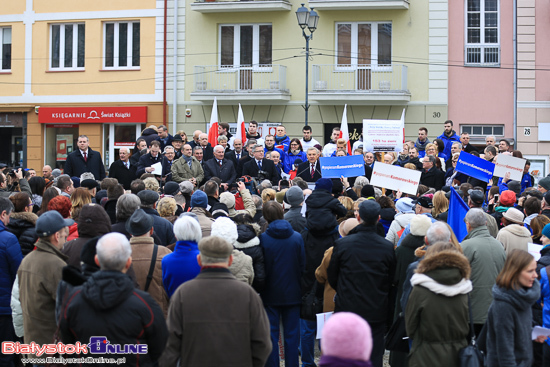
[0,168,31,198]
[242,144,279,185]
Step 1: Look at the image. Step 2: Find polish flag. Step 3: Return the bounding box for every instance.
[339,104,352,155]
[207,97,219,147]
[237,104,247,146]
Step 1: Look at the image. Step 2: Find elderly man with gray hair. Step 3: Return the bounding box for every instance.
[461,208,506,336]
[108,147,138,190]
[419,155,445,191]
[58,232,168,365]
[161,236,272,367]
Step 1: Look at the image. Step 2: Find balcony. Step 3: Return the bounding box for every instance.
[190,65,290,104]
[307,0,409,10]
[191,0,292,13]
[309,64,410,105]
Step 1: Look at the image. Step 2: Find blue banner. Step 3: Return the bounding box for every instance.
[319,155,365,178]
[447,187,470,241]
[455,151,495,183]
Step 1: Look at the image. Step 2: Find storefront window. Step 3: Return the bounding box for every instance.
[45,124,79,170]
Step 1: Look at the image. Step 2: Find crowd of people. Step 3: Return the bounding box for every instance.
[1,119,550,367]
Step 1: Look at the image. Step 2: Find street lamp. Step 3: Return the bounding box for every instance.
[296,4,319,126]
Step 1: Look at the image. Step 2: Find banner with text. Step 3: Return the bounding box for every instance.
[319,155,365,178]
[363,110,404,153]
[455,151,495,183]
[493,154,526,181]
[370,162,421,195]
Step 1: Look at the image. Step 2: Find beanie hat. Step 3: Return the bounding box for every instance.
[358,200,380,223]
[321,312,373,362]
[284,186,304,207]
[179,181,194,195]
[275,189,287,204]
[500,190,516,206]
[539,176,550,191]
[507,180,521,195]
[315,178,333,192]
[211,217,238,246]
[361,185,375,199]
[190,190,208,208]
[410,215,433,236]
[219,192,236,210]
[542,223,550,239]
[395,198,415,214]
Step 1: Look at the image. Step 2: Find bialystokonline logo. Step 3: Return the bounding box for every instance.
[2,337,148,356]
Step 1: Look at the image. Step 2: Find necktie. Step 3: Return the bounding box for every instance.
[311,164,315,178]
[83,152,87,162]
[258,160,262,170]
[188,160,192,169]
[236,153,240,160]
[219,160,223,167]
[125,162,129,169]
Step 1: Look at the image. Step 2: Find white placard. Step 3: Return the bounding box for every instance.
[370,163,421,195]
[493,154,526,181]
[532,326,550,340]
[528,243,543,261]
[316,312,334,339]
[150,162,163,176]
[363,111,404,153]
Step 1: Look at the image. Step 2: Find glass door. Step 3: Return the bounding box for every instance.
[104,124,144,167]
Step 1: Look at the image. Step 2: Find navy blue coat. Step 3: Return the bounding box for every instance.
[260,220,305,306]
[142,208,176,247]
[64,148,106,180]
[0,222,22,314]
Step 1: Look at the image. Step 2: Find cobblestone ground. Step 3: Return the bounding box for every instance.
[283,347,390,366]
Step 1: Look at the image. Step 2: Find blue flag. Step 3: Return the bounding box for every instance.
[447,187,469,242]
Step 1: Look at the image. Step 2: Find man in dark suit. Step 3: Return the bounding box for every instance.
[64,135,106,180]
[130,139,148,166]
[198,133,214,162]
[236,139,256,178]
[158,125,174,151]
[225,139,247,168]
[242,144,279,185]
[108,147,138,190]
[137,140,164,177]
[460,132,478,154]
[203,145,237,189]
[297,147,322,182]
[420,155,445,191]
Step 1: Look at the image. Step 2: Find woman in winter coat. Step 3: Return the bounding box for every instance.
[260,201,305,367]
[234,222,265,292]
[7,192,38,256]
[486,249,542,367]
[386,198,416,247]
[283,138,307,173]
[405,242,472,367]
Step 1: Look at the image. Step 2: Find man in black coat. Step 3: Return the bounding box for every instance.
[64,135,106,180]
[108,148,138,190]
[328,200,396,367]
[130,139,148,166]
[236,139,256,178]
[408,147,423,170]
[419,155,445,191]
[198,133,214,162]
[242,144,279,185]
[137,141,164,178]
[157,125,173,151]
[296,147,322,182]
[460,132,478,154]
[225,139,247,168]
[203,145,237,188]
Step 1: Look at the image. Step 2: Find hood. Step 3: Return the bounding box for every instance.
[82,270,135,311]
[229,249,251,274]
[501,224,531,238]
[492,280,540,310]
[141,128,158,137]
[235,224,260,249]
[380,207,395,221]
[394,213,415,226]
[416,250,471,280]
[77,204,112,238]
[265,219,295,239]
[9,211,38,226]
[305,189,337,208]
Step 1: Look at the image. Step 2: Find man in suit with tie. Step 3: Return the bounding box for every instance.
[296,147,322,182]
[242,144,279,185]
[198,133,214,162]
[225,139,247,168]
[137,140,164,177]
[171,144,204,187]
[108,147,137,190]
[237,139,256,178]
[203,145,237,190]
[64,135,106,180]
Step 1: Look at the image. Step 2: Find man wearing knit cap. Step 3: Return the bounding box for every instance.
[160,236,272,367]
[541,192,550,220]
[190,190,215,237]
[328,200,396,367]
[539,176,550,193]
[490,189,516,230]
[284,186,306,232]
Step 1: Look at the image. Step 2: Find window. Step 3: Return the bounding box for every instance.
[50,23,85,70]
[465,0,499,66]
[336,22,392,67]
[220,24,272,67]
[1,27,11,71]
[104,21,140,69]
[461,125,504,137]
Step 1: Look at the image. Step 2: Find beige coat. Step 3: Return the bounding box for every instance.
[190,207,215,238]
[229,249,254,285]
[315,246,336,312]
[496,224,532,255]
[129,236,172,317]
[228,188,256,218]
[18,239,68,357]
[171,156,204,184]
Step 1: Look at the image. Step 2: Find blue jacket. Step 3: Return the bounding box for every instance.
[283,151,307,173]
[0,222,22,314]
[162,240,201,298]
[437,131,460,159]
[274,135,291,152]
[497,172,534,194]
[260,220,305,306]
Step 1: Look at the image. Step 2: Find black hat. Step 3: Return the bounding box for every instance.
[80,179,99,189]
[125,209,154,236]
[164,181,181,196]
[543,191,550,204]
[507,180,521,195]
[293,158,303,167]
[137,190,159,206]
[173,134,183,142]
[80,236,101,268]
[361,185,375,198]
[412,196,433,209]
[358,200,381,222]
[36,210,74,237]
[468,189,484,205]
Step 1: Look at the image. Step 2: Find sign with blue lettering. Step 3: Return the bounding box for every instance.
[455,151,495,183]
[320,155,365,178]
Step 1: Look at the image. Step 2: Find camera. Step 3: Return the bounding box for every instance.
[257,170,269,182]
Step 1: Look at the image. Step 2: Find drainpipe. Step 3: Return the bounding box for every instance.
[163,0,168,127]
[172,0,179,136]
[513,0,517,149]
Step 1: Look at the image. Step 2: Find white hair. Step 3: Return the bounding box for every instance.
[174,216,202,243]
[213,145,225,153]
[426,221,451,246]
[465,209,487,229]
[96,233,132,271]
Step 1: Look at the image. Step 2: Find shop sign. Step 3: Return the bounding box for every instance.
[39,107,147,124]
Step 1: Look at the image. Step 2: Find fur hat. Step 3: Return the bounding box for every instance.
[211,217,238,246]
[410,215,433,236]
[539,176,550,191]
[321,312,373,362]
[219,192,236,210]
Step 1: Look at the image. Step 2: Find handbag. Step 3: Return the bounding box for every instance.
[300,281,323,321]
[458,294,485,367]
[384,312,409,352]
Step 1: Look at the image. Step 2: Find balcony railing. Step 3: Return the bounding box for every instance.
[191,0,291,12]
[307,0,409,10]
[312,64,408,92]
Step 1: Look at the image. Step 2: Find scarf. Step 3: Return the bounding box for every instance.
[183,155,193,164]
[415,137,430,151]
[275,135,288,144]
